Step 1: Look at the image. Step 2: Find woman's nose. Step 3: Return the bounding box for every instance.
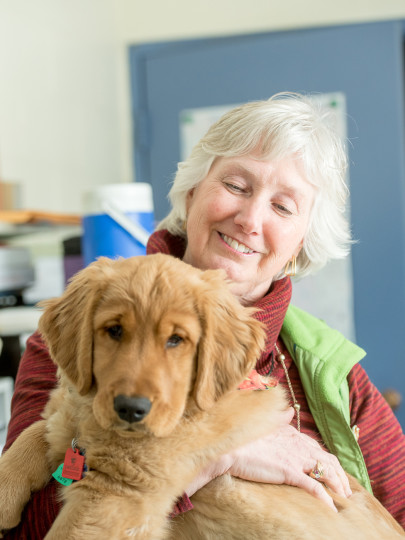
[234,198,264,234]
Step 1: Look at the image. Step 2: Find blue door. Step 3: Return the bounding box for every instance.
[129,20,405,426]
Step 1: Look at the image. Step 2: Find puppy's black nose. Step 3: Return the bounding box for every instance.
[113,395,152,423]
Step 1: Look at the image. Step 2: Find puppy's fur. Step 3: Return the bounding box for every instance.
[0,254,402,539]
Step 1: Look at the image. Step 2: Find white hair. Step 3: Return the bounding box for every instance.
[157,92,352,278]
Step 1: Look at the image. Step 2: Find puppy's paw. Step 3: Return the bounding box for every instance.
[0,497,25,533]
[0,469,32,532]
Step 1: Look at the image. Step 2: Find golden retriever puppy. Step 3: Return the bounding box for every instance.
[0,254,403,539]
[0,254,284,539]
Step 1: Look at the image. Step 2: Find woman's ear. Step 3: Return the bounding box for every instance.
[38,258,114,395]
[192,269,265,410]
[294,237,304,258]
[185,187,196,213]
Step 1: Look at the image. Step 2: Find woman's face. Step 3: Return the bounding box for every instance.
[182,154,315,305]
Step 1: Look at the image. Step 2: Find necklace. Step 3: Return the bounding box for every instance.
[274,343,301,432]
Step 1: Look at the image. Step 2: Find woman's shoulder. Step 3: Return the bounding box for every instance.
[282,304,365,360]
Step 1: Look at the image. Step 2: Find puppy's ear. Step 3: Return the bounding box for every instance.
[193,269,265,410]
[38,258,114,395]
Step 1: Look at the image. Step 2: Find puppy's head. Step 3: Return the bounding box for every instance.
[39,254,265,437]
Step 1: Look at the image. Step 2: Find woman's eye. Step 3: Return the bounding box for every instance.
[273,203,293,216]
[166,334,184,348]
[224,182,245,193]
[106,325,123,341]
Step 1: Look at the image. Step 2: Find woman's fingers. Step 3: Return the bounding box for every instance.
[327,454,352,497]
[293,472,338,512]
[307,454,352,498]
[295,430,352,498]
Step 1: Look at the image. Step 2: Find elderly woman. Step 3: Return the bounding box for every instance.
[3,93,405,537]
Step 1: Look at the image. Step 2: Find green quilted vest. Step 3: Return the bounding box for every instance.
[281,304,372,493]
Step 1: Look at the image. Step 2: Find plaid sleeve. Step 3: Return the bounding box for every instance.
[4,331,57,451]
[348,363,405,528]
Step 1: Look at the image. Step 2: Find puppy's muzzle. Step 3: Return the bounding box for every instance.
[114,395,152,423]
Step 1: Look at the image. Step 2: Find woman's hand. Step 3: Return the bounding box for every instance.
[186,407,352,512]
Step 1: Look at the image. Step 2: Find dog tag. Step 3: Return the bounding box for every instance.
[52,464,74,486]
[62,447,85,481]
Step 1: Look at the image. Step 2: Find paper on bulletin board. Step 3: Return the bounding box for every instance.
[179,93,356,341]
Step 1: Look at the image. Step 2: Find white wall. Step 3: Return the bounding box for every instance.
[116,0,405,42]
[0,0,121,213]
[1,0,405,213]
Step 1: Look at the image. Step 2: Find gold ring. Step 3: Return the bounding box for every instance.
[309,461,324,480]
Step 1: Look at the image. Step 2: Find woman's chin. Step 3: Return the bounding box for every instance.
[227,277,272,306]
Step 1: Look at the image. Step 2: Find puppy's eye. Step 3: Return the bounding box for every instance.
[166,334,183,348]
[106,325,123,341]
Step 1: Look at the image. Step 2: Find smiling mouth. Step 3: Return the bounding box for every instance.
[220,233,255,254]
